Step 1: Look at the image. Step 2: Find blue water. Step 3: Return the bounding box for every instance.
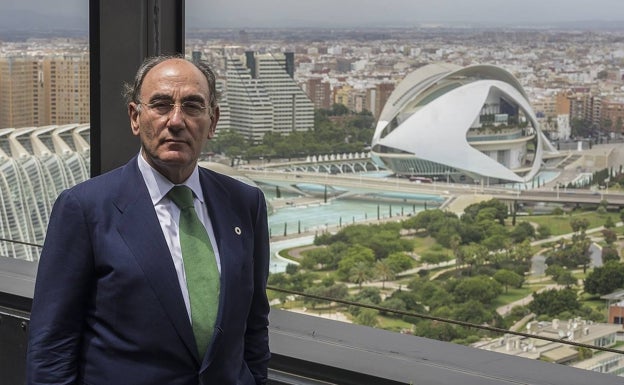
[259,175,447,272]
[266,198,423,237]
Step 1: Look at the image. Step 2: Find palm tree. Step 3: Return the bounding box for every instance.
[349,262,374,288]
[375,260,395,289]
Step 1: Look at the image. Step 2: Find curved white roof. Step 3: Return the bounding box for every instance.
[372,63,554,183]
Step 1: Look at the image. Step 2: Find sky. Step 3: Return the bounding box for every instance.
[187,0,624,28]
[1,0,624,29]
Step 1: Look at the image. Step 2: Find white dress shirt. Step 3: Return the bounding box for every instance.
[137,153,221,320]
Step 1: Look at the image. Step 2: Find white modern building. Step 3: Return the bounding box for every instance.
[0,124,89,261]
[371,63,558,184]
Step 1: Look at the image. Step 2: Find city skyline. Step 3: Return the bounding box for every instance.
[2,0,624,31]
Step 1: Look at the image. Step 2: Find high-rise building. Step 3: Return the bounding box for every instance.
[306,77,331,110]
[367,82,395,119]
[0,55,42,129]
[223,55,273,144]
[223,51,314,143]
[0,53,90,130]
[42,54,90,125]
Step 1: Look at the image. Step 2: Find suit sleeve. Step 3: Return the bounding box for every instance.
[244,188,271,384]
[27,189,94,385]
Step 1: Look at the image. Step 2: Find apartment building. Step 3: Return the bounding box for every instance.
[0,53,89,130]
[223,51,314,143]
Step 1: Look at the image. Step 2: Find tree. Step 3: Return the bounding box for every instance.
[602,228,617,245]
[463,199,508,225]
[510,239,534,264]
[558,271,577,288]
[325,283,349,301]
[303,286,328,310]
[529,288,580,317]
[301,247,334,270]
[453,300,493,324]
[510,221,536,243]
[414,321,459,342]
[409,281,451,311]
[285,263,299,275]
[584,261,624,295]
[493,269,523,292]
[336,245,375,280]
[375,259,395,288]
[536,224,551,240]
[349,261,375,288]
[570,217,590,233]
[452,276,502,305]
[604,216,615,229]
[602,246,620,264]
[352,286,382,304]
[545,265,565,281]
[355,308,379,327]
[385,252,414,273]
[460,243,489,275]
[380,298,407,316]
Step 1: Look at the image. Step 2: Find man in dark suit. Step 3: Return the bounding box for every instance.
[26,55,271,384]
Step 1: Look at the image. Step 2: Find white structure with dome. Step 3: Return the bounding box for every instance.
[371,63,558,184]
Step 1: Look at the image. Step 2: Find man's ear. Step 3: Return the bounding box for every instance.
[208,106,220,139]
[128,102,140,136]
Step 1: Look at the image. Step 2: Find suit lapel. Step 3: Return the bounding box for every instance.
[114,157,200,364]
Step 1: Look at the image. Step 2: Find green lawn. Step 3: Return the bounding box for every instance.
[377,315,412,332]
[518,211,621,236]
[493,286,537,308]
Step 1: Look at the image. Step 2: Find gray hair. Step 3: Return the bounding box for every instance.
[122,54,220,111]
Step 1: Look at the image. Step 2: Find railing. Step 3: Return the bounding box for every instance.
[2,237,624,384]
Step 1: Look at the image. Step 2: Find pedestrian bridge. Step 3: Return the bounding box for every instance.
[243,152,384,175]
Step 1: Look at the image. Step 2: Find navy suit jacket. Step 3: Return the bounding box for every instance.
[27,156,271,385]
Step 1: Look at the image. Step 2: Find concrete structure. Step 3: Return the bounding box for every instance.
[371,63,558,184]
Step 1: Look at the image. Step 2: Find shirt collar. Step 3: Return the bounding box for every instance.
[137,152,205,205]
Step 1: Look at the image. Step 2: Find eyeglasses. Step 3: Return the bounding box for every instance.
[140,101,208,117]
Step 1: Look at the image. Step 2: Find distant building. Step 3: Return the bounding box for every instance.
[306,77,332,110]
[367,82,395,119]
[371,63,558,184]
[532,92,572,141]
[223,51,314,144]
[473,318,623,376]
[0,55,42,128]
[599,98,624,135]
[601,289,624,325]
[0,53,90,130]
[42,54,90,125]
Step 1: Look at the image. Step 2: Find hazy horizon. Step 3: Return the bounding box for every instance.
[2,0,624,31]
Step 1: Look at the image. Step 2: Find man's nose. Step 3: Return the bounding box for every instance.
[168,105,185,127]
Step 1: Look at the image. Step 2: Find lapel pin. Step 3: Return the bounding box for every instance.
[234,226,242,235]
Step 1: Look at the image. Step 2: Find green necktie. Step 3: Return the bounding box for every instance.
[168,185,220,358]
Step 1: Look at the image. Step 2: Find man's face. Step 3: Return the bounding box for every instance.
[128,59,219,183]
